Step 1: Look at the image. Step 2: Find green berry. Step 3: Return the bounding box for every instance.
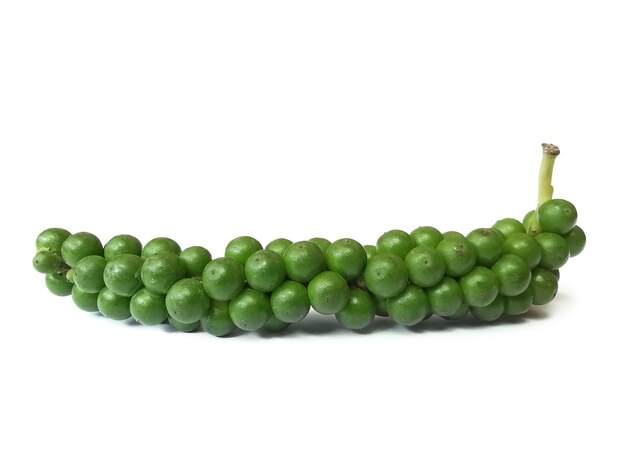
[459,266,499,307]
[537,199,577,234]
[530,268,559,305]
[503,289,533,316]
[386,285,429,326]
[564,225,586,257]
[336,288,376,330]
[244,249,286,292]
[270,281,310,323]
[325,238,367,281]
[377,229,416,259]
[45,272,73,296]
[308,271,350,315]
[168,316,200,332]
[202,257,245,301]
[265,238,293,256]
[104,234,142,260]
[309,237,331,254]
[179,246,212,278]
[225,236,263,265]
[71,285,100,312]
[404,245,445,288]
[410,226,443,248]
[32,250,64,274]
[36,228,71,253]
[502,233,542,268]
[97,287,132,321]
[471,295,505,321]
[364,245,377,262]
[283,241,325,283]
[491,254,531,296]
[492,218,525,237]
[73,255,107,293]
[466,228,503,267]
[523,210,535,231]
[364,253,408,298]
[427,277,464,318]
[166,278,211,324]
[140,252,186,295]
[436,234,477,277]
[103,254,144,297]
[535,232,570,270]
[229,288,271,331]
[264,314,291,333]
[130,288,169,325]
[142,237,181,258]
[66,268,74,283]
[200,300,236,337]
[61,232,103,268]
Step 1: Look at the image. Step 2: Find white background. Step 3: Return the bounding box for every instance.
[1,1,625,469]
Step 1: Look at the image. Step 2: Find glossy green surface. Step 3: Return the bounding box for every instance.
[61,232,104,268]
[308,271,350,315]
[466,228,503,267]
[168,316,200,332]
[537,199,577,234]
[325,238,367,281]
[104,234,142,260]
[73,255,107,293]
[503,289,533,316]
[564,225,586,257]
[33,251,64,274]
[364,253,408,298]
[377,229,416,259]
[427,277,464,318]
[244,249,286,292]
[336,288,376,330]
[130,288,169,325]
[470,295,505,321]
[405,245,445,288]
[229,288,271,331]
[491,254,531,296]
[165,278,211,324]
[71,285,100,312]
[535,232,570,270]
[224,236,263,265]
[179,246,212,278]
[436,234,477,277]
[97,287,132,320]
[200,300,236,337]
[386,285,429,326]
[492,218,525,238]
[309,237,331,254]
[36,228,71,253]
[270,280,310,323]
[202,257,246,301]
[265,238,293,256]
[530,268,559,305]
[140,252,186,295]
[283,241,325,283]
[502,233,542,268]
[410,226,443,248]
[142,237,181,258]
[45,272,73,296]
[459,266,499,307]
[103,254,144,297]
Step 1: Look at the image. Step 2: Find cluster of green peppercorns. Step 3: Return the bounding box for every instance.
[31,196,585,335]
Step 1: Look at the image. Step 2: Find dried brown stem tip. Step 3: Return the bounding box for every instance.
[542,143,560,156]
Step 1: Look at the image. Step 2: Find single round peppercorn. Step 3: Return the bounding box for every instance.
[265,238,293,257]
[410,226,443,248]
[491,254,531,296]
[377,229,416,259]
[309,237,331,254]
[179,246,212,278]
[130,288,169,325]
[503,289,534,316]
[73,255,107,293]
[492,218,526,237]
[32,251,64,274]
[459,266,499,307]
[225,236,263,265]
[103,254,144,297]
[308,271,350,315]
[202,257,246,301]
[61,232,104,268]
[97,287,132,321]
[336,288,376,330]
[404,245,445,288]
[563,225,586,257]
[325,238,367,281]
[537,199,578,235]
[142,237,181,258]
[200,300,236,337]
[36,228,72,253]
[466,228,503,267]
[140,252,186,295]
[535,232,570,270]
[45,272,73,296]
[436,234,477,277]
[71,285,100,312]
[166,278,211,324]
[168,316,200,333]
[229,288,271,332]
[244,249,286,292]
[529,268,559,305]
[427,277,464,318]
[471,295,505,322]
[386,285,429,326]
[270,280,310,323]
[283,241,325,283]
[364,253,409,298]
[104,234,142,260]
[444,300,469,320]
[502,233,542,268]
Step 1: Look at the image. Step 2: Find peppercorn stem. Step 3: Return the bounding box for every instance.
[527,143,560,235]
